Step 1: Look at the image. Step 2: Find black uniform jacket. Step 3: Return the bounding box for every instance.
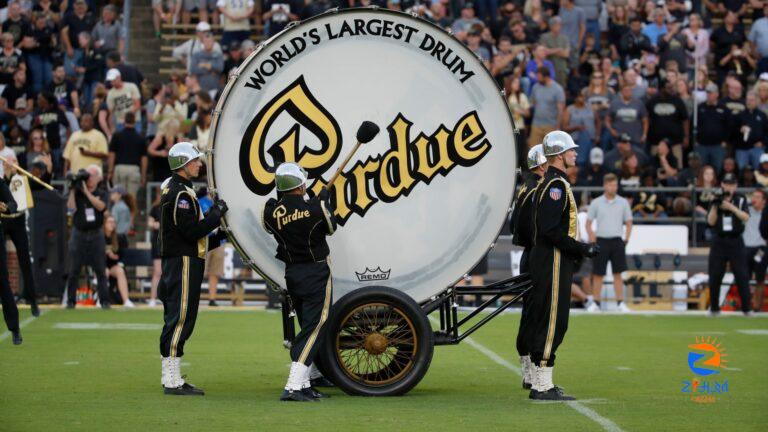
[262,190,337,264]
[159,173,223,259]
[533,166,583,258]
[511,172,542,249]
[0,180,17,217]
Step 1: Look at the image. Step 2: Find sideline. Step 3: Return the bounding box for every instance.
[0,310,49,343]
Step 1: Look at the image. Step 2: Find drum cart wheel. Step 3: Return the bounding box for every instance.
[318,286,434,396]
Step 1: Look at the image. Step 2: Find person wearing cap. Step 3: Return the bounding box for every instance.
[540,16,570,87]
[157,142,228,396]
[707,173,752,316]
[106,67,142,134]
[0,178,22,344]
[696,82,729,172]
[262,162,337,402]
[603,133,649,173]
[528,131,599,400]
[171,21,223,73]
[510,144,547,390]
[578,147,607,197]
[65,164,110,309]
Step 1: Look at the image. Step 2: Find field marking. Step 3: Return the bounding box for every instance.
[616,367,633,371]
[63,361,80,366]
[736,329,768,335]
[429,317,625,432]
[0,310,48,343]
[722,366,742,371]
[53,322,162,331]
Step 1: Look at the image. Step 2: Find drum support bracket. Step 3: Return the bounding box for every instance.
[425,274,532,346]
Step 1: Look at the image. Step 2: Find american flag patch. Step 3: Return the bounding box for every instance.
[549,187,562,201]
[178,199,190,209]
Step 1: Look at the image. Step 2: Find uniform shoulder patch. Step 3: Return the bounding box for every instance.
[549,187,562,201]
[178,199,190,209]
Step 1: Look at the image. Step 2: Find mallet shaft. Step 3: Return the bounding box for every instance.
[0,155,55,191]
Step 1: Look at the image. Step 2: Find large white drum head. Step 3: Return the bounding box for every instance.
[210,8,517,302]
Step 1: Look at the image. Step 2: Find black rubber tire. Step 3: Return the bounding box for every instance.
[317,286,434,396]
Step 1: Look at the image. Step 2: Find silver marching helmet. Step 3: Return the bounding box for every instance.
[527,144,547,169]
[542,130,578,157]
[168,142,203,171]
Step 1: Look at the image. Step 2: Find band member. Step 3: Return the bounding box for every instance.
[0,179,21,344]
[2,156,39,317]
[511,144,547,389]
[158,142,228,396]
[263,162,337,402]
[529,131,599,401]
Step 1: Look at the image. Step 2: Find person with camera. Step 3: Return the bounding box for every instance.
[65,164,111,309]
[158,142,228,396]
[707,173,752,316]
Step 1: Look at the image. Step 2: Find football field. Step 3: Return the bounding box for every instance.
[1,307,766,431]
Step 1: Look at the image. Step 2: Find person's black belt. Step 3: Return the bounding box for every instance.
[0,211,23,219]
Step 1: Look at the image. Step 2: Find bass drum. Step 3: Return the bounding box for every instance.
[208,8,517,302]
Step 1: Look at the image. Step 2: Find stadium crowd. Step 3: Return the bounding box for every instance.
[1,0,768,310]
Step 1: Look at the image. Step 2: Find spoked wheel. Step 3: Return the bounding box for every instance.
[319,286,434,396]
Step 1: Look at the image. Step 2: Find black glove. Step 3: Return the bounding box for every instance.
[581,242,601,258]
[317,186,330,201]
[214,197,229,214]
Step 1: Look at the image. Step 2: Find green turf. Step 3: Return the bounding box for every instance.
[1,308,766,431]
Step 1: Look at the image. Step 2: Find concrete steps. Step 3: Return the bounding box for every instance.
[127,1,162,84]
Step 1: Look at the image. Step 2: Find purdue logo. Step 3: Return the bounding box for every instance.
[240,75,492,226]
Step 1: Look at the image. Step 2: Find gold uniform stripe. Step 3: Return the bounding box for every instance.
[298,271,333,364]
[170,256,190,357]
[542,249,561,367]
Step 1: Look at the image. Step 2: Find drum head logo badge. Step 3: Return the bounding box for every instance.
[355,267,391,282]
[239,74,493,226]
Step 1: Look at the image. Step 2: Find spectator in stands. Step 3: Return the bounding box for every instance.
[524,44,556,91]
[573,0,598,50]
[181,0,218,27]
[152,84,186,135]
[643,8,668,47]
[33,91,69,172]
[653,139,679,185]
[148,118,181,182]
[736,92,768,169]
[711,11,746,84]
[108,112,147,197]
[17,127,52,173]
[755,153,768,186]
[171,21,222,73]
[528,66,565,148]
[106,51,145,88]
[607,5,629,61]
[451,3,482,39]
[619,17,653,68]
[103,214,135,308]
[682,14,709,75]
[586,173,633,313]
[563,92,596,166]
[657,22,689,77]
[66,164,110,309]
[152,0,178,39]
[263,0,301,37]
[25,12,55,95]
[76,31,105,107]
[745,188,767,311]
[707,173,752,316]
[559,0,585,58]
[147,191,162,307]
[634,172,667,219]
[606,84,649,148]
[750,4,768,75]
[506,76,530,139]
[188,92,213,149]
[61,0,95,80]
[190,33,223,98]
[1,2,31,47]
[618,152,641,189]
[604,133,649,173]
[217,0,254,48]
[466,28,491,69]
[106,68,142,134]
[91,83,112,139]
[646,81,688,167]
[540,17,570,86]
[48,64,80,117]
[696,83,728,172]
[91,5,124,56]
[1,68,33,130]
[62,112,107,175]
[0,31,25,88]
[108,185,132,237]
[0,133,14,179]
[223,41,244,76]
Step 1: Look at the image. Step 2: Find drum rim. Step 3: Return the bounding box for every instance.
[207,6,519,295]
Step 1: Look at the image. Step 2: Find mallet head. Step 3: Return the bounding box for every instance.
[356,121,380,144]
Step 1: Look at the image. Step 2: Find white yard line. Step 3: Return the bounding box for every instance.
[432,317,625,432]
[0,310,48,343]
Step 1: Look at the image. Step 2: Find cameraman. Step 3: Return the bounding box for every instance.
[65,164,110,309]
[707,173,752,316]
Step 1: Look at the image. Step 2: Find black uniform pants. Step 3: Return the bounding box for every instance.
[66,228,109,305]
[516,248,532,357]
[0,228,19,332]
[2,214,37,304]
[529,245,575,367]
[708,236,751,313]
[159,256,204,358]
[286,261,332,366]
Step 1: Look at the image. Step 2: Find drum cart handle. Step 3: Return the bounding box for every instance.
[427,274,532,346]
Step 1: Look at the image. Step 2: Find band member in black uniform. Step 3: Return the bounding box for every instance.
[511,144,547,390]
[707,173,751,316]
[529,131,599,401]
[2,156,39,317]
[0,179,21,344]
[263,162,337,402]
[158,142,228,396]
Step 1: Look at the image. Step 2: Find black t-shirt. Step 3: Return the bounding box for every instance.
[710,26,746,67]
[73,186,108,231]
[0,48,24,85]
[647,95,689,145]
[719,0,746,13]
[26,25,56,59]
[1,82,32,111]
[709,193,748,238]
[47,78,76,109]
[34,108,68,150]
[264,0,303,36]
[109,126,147,166]
[61,11,96,48]
[117,63,144,87]
[1,17,31,45]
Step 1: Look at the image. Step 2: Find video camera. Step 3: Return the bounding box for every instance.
[66,169,90,191]
[710,188,731,206]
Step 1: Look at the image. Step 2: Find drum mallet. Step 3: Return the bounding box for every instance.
[326,121,380,187]
[0,154,55,191]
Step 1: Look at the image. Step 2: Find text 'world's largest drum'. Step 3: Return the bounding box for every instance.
[209,8,517,302]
